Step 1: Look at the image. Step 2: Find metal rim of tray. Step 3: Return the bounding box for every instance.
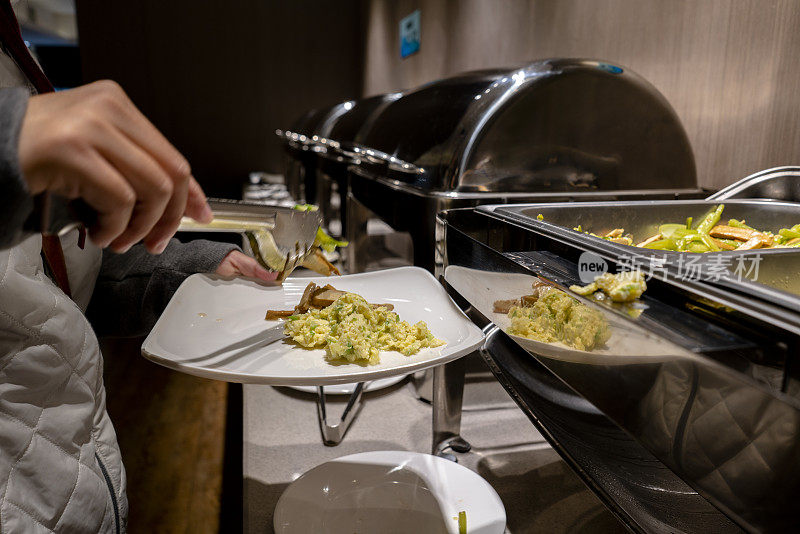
[477,198,800,313]
[474,204,800,339]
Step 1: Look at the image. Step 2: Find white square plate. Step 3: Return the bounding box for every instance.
[141,267,485,385]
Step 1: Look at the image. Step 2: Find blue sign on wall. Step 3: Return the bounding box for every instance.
[400,10,420,58]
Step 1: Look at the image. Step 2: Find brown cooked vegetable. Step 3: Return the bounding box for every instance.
[636,234,662,247]
[492,279,553,313]
[296,282,318,313]
[266,282,393,320]
[737,234,773,250]
[712,237,737,250]
[301,249,341,277]
[493,299,521,314]
[265,309,295,320]
[310,285,347,307]
[709,225,756,241]
[608,236,634,245]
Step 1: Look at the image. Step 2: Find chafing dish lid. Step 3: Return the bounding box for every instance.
[354,59,697,193]
[329,93,402,143]
[280,99,354,152]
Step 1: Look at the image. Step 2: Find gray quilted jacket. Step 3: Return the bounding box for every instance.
[0,53,236,532]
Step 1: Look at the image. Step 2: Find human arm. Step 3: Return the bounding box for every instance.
[17,80,213,252]
[87,239,277,337]
[0,87,33,249]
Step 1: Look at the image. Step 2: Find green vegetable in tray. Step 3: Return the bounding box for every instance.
[572,204,800,253]
[658,223,685,239]
[779,225,800,239]
[728,218,755,231]
[696,204,724,234]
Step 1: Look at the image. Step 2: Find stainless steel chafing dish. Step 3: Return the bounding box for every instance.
[435,170,800,533]
[313,93,401,235]
[335,58,708,402]
[343,58,705,272]
[278,100,353,204]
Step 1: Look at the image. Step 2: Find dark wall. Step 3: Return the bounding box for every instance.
[76,1,363,198]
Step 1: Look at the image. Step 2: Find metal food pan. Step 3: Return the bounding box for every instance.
[479,198,800,313]
[735,249,800,296]
[709,249,800,311]
[479,199,800,260]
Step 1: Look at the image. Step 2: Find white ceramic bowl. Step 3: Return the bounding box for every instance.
[273,450,506,534]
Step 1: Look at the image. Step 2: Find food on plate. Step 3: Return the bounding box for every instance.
[493,279,555,314]
[189,202,347,280]
[298,248,341,276]
[500,282,611,351]
[268,283,444,365]
[494,294,541,314]
[568,204,800,252]
[245,224,346,281]
[570,271,647,302]
[265,282,393,320]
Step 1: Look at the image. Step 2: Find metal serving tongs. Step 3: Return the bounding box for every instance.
[178,198,323,280]
[22,194,321,280]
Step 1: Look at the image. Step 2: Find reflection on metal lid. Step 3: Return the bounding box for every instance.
[349,59,696,194]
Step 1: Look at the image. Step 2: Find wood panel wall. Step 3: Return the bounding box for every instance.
[363,0,800,191]
[76,0,363,198]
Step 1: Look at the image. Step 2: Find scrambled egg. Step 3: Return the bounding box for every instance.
[283,293,445,365]
[507,287,610,351]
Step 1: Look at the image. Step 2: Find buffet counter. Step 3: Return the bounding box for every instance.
[242,375,625,533]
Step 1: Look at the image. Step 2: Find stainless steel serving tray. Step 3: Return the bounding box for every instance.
[478,199,800,311]
[711,248,800,311]
[479,199,800,258]
[438,207,800,532]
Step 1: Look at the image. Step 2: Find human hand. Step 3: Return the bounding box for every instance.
[18,80,213,254]
[215,250,278,281]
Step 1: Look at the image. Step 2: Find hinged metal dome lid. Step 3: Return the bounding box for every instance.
[352,59,697,194]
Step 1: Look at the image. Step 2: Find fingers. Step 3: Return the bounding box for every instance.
[87,81,211,252]
[185,177,213,223]
[142,171,189,253]
[251,263,279,281]
[94,126,173,253]
[141,176,211,253]
[20,81,214,253]
[93,82,212,247]
[217,251,278,281]
[70,152,136,248]
[93,81,193,182]
[235,253,276,281]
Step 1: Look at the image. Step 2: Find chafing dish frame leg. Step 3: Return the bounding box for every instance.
[432,357,472,460]
[316,383,364,446]
[345,193,371,274]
